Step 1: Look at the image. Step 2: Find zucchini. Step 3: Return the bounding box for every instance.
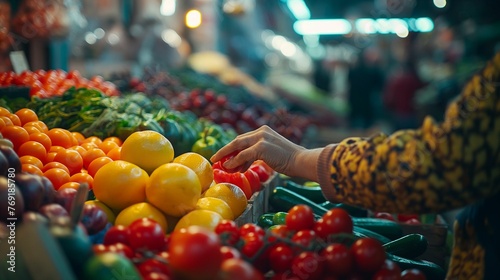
[351,217,403,240]
[319,202,369,218]
[383,234,428,259]
[387,253,446,280]
[353,226,392,244]
[257,214,274,229]
[270,187,403,240]
[283,180,327,203]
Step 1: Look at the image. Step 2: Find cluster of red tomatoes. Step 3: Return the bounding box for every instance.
[0,70,119,98]
[97,218,263,280]
[215,205,427,280]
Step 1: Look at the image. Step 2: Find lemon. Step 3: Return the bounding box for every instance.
[173,152,214,193]
[115,202,168,233]
[85,200,116,223]
[120,130,174,174]
[195,197,234,220]
[203,183,248,218]
[174,210,223,231]
[146,163,201,217]
[93,160,148,212]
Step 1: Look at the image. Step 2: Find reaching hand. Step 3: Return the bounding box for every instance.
[210,126,323,181]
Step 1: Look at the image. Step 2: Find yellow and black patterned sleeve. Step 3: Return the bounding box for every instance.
[317,53,500,214]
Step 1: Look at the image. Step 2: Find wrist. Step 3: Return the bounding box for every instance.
[291,148,323,182]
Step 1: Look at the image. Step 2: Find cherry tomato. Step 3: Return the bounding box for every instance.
[128,218,165,253]
[286,205,315,231]
[321,243,353,276]
[220,245,241,261]
[241,232,264,258]
[136,258,171,277]
[404,218,421,225]
[350,237,386,273]
[168,226,222,279]
[269,224,292,239]
[215,220,240,246]
[268,244,294,273]
[291,251,324,280]
[397,214,420,223]
[375,212,395,221]
[239,223,265,237]
[315,208,353,239]
[401,269,427,280]
[291,229,316,248]
[373,260,402,280]
[218,258,264,280]
[103,225,130,245]
[93,243,134,258]
[53,149,84,175]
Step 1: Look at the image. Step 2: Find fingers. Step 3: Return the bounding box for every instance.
[210,126,269,163]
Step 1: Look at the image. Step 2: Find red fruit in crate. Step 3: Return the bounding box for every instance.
[315,208,353,240]
[372,259,402,280]
[291,229,316,248]
[321,243,353,276]
[241,232,264,258]
[218,258,264,280]
[136,258,171,277]
[375,212,395,221]
[128,218,165,253]
[244,169,261,193]
[397,214,420,223]
[286,205,315,231]
[239,223,265,237]
[401,269,426,280]
[350,237,386,273]
[103,225,130,245]
[215,220,240,246]
[291,251,324,280]
[249,163,270,182]
[268,244,294,273]
[168,226,222,279]
[404,218,421,225]
[220,245,241,261]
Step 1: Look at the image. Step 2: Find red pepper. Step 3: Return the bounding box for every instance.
[213,169,252,199]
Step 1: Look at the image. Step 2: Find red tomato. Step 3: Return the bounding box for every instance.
[404,218,421,225]
[103,225,130,245]
[217,150,241,173]
[291,229,316,248]
[315,208,353,239]
[218,258,264,280]
[215,220,240,246]
[269,224,292,239]
[249,163,271,182]
[168,226,222,279]
[92,243,134,258]
[244,169,261,193]
[321,243,353,276]
[128,218,166,253]
[401,269,427,280]
[286,205,315,231]
[373,260,402,280]
[239,223,265,237]
[220,245,241,261]
[350,237,386,273]
[375,212,395,221]
[136,258,171,277]
[241,232,264,258]
[291,251,324,280]
[397,214,420,223]
[142,272,170,280]
[268,244,294,273]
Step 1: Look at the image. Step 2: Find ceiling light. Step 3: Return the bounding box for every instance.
[293,19,352,35]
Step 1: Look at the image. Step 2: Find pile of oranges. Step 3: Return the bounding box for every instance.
[0,106,249,234]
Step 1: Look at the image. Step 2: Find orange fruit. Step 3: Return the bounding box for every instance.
[42,161,70,174]
[5,114,21,126]
[0,107,11,116]
[22,164,43,176]
[146,163,201,217]
[174,210,223,231]
[17,141,47,163]
[58,182,81,190]
[15,108,38,125]
[115,202,168,233]
[19,155,43,169]
[203,183,248,218]
[0,116,13,126]
[1,125,29,151]
[93,160,148,212]
[44,168,71,190]
[82,136,102,146]
[195,197,234,220]
[23,121,48,133]
[53,149,83,175]
[29,132,52,151]
[47,128,73,148]
[46,152,57,163]
[120,130,174,174]
[71,132,85,144]
[107,146,121,160]
[104,136,123,146]
[81,142,98,150]
[87,156,113,177]
[98,140,119,154]
[49,145,66,153]
[23,125,41,135]
[173,152,214,193]
[0,118,6,131]
[68,145,87,158]
[82,148,106,169]
[69,172,94,189]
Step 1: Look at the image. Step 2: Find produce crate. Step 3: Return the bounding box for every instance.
[400,214,449,268]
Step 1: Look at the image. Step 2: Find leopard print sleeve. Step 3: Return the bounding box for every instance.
[318,53,500,213]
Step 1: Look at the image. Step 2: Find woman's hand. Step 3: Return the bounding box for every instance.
[210,125,323,181]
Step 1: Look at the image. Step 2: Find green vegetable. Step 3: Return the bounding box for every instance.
[352,226,392,244]
[387,254,446,280]
[351,218,403,240]
[272,212,288,225]
[283,180,327,203]
[383,234,428,259]
[191,131,221,160]
[257,214,275,229]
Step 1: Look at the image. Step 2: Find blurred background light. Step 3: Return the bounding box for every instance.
[186,10,202,29]
[94,28,105,39]
[160,0,176,16]
[286,0,311,20]
[356,19,377,34]
[433,0,447,8]
[161,29,182,48]
[293,19,352,35]
[415,17,434,32]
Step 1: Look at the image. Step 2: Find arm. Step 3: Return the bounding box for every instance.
[317,53,500,213]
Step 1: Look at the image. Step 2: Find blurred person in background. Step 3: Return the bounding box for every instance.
[347,49,385,129]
